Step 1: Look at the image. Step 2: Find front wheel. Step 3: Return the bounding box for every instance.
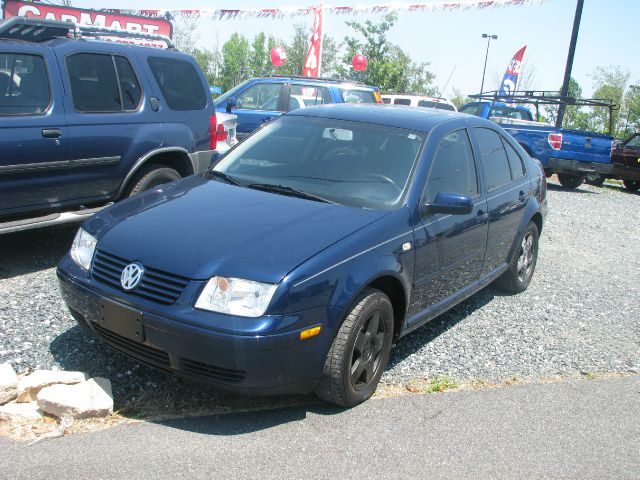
[495,222,539,293]
[315,288,394,407]
[557,173,584,189]
[623,180,640,192]
[585,174,606,187]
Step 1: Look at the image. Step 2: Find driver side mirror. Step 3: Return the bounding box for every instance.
[421,192,473,218]
[226,97,237,113]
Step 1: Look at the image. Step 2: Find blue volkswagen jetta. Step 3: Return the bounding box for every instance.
[57,104,547,407]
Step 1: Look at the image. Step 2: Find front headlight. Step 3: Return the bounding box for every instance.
[195,276,277,317]
[70,228,97,271]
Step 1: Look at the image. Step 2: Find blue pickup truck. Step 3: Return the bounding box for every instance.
[0,17,236,234]
[460,98,614,189]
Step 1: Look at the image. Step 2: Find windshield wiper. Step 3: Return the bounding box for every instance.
[205,170,242,186]
[245,183,335,204]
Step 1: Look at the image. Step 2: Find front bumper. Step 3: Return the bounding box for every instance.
[57,258,341,396]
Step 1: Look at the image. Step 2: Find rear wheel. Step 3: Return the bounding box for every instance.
[585,174,605,187]
[495,222,539,293]
[557,173,583,189]
[124,164,181,198]
[623,180,640,192]
[315,288,394,407]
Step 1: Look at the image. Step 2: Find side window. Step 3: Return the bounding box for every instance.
[502,139,526,179]
[114,56,142,110]
[425,129,478,203]
[393,98,411,105]
[382,97,391,104]
[0,53,50,115]
[147,56,207,111]
[474,127,512,191]
[234,82,284,111]
[290,84,331,110]
[67,53,121,113]
[340,88,376,104]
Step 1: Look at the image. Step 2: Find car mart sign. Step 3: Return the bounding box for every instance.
[2,0,172,46]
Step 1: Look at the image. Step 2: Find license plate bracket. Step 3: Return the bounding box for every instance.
[97,300,145,343]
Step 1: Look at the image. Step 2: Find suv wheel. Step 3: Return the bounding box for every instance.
[495,222,539,293]
[623,180,640,192]
[315,288,393,407]
[585,174,605,187]
[124,164,181,198]
[557,173,583,189]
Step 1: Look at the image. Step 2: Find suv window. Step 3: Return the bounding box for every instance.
[502,139,526,179]
[418,100,455,111]
[67,53,141,113]
[425,129,478,203]
[236,82,284,111]
[147,56,206,111]
[393,98,411,105]
[340,88,376,104]
[290,84,332,108]
[0,53,49,115]
[474,128,512,191]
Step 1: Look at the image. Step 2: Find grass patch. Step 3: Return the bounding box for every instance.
[424,376,460,393]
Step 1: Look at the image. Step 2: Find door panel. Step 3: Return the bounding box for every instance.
[0,51,70,214]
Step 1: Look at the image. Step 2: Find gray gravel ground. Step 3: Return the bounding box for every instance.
[0,178,639,414]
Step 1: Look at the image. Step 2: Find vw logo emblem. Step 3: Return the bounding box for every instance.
[120,263,144,291]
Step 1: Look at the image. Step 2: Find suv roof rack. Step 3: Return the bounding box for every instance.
[0,16,174,49]
[262,74,368,87]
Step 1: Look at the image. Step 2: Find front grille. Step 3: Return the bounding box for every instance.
[180,358,247,384]
[92,250,189,305]
[92,323,171,370]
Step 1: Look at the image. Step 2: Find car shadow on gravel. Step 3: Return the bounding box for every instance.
[0,224,77,279]
[386,287,496,371]
[49,325,319,421]
[546,184,597,194]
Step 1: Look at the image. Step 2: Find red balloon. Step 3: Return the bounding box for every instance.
[270,47,286,67]
[352,54,368,72]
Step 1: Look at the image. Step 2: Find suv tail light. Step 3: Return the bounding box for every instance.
[548,133,563,150]
[209,114,217,150]
[374,90,382,104]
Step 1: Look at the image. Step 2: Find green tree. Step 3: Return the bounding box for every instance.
[449,88,472,110]
[250,32,280,77]
[336,13,435,93]
[219,33,251,92]
[622,84,640,136]
[591,66,630,136]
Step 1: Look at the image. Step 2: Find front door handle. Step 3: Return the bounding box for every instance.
[42,128,61,138]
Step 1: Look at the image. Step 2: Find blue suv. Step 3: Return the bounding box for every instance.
[57,104,547,407]
[214,75,381,139]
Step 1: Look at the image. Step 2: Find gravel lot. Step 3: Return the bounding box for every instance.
[1,178,639,414]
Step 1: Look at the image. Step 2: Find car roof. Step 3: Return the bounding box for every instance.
[287,103,482,132]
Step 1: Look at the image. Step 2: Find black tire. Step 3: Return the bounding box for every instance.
[557,173,584,189]
[623,179,640,192]
[124,164,181,198]
[495,222,539,293]
[314,288,394,407]
[585,174,606,187]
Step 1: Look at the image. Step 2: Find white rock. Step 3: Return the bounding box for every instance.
[37,378,113,420]
[17,370,87,403]
[0,401,43,419]
[0,363,19,405]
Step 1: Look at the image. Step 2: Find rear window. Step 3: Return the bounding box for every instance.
[339,88,376,104]
[147,57,206,111]
[0,53,50,115]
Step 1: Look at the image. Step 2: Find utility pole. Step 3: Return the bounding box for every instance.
[480,33,498,94]
[556,0,584,128]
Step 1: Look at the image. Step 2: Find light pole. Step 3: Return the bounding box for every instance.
[480,33,498,94]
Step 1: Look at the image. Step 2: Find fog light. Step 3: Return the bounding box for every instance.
[300,326,321,340]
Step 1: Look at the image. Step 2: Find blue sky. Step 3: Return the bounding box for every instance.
[11,0,639,97]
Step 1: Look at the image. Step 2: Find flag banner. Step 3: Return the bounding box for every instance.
[302,4,324,77]
[498,45,527,96]
[89,0,548,21]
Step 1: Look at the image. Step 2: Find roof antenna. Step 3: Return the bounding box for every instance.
[434,65,456,110]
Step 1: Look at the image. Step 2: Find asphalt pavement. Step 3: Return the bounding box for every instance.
[1,375,638,480]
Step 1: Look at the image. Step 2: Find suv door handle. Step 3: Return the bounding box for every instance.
[42,128,61,138]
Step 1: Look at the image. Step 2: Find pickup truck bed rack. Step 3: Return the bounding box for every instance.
[470,90,618,134]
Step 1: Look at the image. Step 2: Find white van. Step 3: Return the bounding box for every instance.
[381,94,457,111]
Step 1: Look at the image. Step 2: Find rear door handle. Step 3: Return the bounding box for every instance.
[42,128,61,138]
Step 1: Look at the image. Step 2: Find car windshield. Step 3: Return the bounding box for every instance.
[212,115,424,209]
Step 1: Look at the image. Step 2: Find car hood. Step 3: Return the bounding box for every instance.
[88,175,389,283]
